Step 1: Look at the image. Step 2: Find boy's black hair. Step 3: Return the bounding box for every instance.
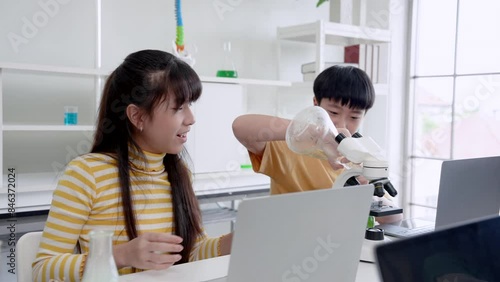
[313,65,375,110]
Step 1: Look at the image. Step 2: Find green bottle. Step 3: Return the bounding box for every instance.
[367,215,375,228]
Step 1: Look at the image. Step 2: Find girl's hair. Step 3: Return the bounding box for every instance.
[91,50,202,264]
[313,65,375,111]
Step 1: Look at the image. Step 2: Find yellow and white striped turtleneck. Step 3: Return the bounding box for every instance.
[33,149,220,282]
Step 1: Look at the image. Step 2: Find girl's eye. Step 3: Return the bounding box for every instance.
[175,102,192,110]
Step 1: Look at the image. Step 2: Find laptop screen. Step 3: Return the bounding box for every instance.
[435,156,500,230]
[376,216,500,282]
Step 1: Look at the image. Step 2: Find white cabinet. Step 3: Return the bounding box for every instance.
[188,83,245,174]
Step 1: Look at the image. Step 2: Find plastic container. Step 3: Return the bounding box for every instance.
[285,106,340,161]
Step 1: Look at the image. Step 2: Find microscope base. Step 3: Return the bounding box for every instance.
[369,206,403,217]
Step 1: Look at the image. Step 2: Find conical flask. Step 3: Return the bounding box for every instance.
[216,41,238,78]
[286,106,341,161]
[81,230,119,282]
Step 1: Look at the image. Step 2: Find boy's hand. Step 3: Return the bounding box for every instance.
[326,128,352,170]
[327,157,349,170]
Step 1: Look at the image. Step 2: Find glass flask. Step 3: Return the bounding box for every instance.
[81,230,119,282]
[216,41,238,78]
[285,106,341,161]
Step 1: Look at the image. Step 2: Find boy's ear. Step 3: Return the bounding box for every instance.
[126,104,145,130]
[313,97,319,106]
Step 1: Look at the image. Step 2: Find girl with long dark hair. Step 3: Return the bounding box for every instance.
[33,50,232,281]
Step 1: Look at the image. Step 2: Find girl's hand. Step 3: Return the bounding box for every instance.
[113,233,183,270]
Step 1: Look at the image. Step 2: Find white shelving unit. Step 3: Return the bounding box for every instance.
[278,20,390,44]
[3,125,95,131]
[0,63,290,87]
[276,16,392,151]
[0,62,299,214]
[277,20,391,93]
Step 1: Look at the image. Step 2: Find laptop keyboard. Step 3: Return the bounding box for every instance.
[202,278,227,282]
[379,225,435,238]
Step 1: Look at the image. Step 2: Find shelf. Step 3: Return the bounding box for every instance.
[0,62,291,87]
[0,62,110,76]
[201,207,237,225]
[193,170,269,194]
[278,20,391,45]
[1,172,59,194]
[290,81,389,96]
[2,125,95,131]
[0,171,269,196]
[0,214,48,235]
[0,170,269,216]
[199,76,291,87]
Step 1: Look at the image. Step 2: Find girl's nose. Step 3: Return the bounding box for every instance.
[185,106,195,125]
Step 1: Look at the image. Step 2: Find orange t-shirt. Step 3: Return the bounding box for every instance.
[249,140,342,195]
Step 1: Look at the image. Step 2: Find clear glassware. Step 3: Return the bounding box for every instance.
[285,106,341,161]
[81,230,119,282]
[216,41,238,78]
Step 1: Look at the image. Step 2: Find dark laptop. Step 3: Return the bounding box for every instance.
[376,215,500,282]
[377,156,500,238]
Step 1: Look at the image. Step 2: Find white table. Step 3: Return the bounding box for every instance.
[119,255,380,282]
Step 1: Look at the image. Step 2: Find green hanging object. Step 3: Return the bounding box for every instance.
[175,0,184,51]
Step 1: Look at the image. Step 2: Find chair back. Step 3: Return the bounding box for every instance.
[16,231,43,282]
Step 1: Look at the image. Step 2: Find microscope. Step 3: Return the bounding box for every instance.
[286,106,403,218]
[333,132,402,217]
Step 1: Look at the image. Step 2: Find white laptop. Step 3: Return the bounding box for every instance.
[205,185,374,282]
[377,156,500,238]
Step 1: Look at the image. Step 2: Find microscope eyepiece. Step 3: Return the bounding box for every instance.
[373,182,385,197]
[335,133,347,144]
[384,181,398,197]
[370,178,398,197]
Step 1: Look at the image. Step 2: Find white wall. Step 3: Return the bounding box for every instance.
[0,0,96,66]
[386,0,411,205]
[0,0,330,77]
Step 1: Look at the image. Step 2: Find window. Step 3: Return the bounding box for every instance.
[407,0,500,218]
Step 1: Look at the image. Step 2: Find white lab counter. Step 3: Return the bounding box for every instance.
[118,255,381,282]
